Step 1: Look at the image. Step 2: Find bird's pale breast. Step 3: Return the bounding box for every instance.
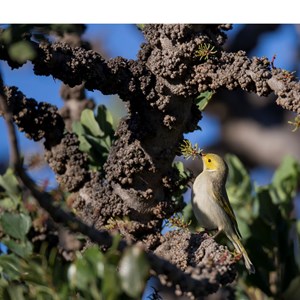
[192,172,228,231]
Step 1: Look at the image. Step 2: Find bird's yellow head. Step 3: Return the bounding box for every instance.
[201,153,227,173]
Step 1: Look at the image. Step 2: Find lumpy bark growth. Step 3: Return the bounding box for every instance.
[2,24,299,298]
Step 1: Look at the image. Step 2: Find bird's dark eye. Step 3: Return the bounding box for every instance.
[208,159,211,163]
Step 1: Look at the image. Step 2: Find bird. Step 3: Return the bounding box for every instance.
[191,152,255,274]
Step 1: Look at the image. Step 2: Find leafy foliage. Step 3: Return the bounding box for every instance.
[0,244,149,300]
[170,161,192,209]
[0,169,33,259]
[225,154,300,299]
[0,170,149,300]
[73,106,115,172]
[194,90,215,112]
[119,246,149,297]
[0,24,86,65]
[68,243,149,300]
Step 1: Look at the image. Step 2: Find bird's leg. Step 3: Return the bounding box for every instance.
[211,229,222,239]
[201,228,218,237]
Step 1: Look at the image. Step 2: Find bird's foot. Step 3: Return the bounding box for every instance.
[199,228,218,238]
[233,250,243,262]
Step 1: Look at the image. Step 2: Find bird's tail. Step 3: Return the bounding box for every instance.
[230,234,255,274]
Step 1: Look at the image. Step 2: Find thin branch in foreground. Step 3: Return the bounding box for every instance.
[0,86,21,169]
[0,82,222,298]
[0,84,113,249]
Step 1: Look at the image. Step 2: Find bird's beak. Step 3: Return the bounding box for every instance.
[200,152,206,157]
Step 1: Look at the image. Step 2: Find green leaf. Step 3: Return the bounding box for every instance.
[182,203,198,229]
[3,240,33,258]
[225,154,252,206]
[102,264,121,300]
[271,156,300,206]
[0,168,21,206]
[73,106,115,171]
[119,246,149,298]
[68,256,95,291]
[68,246,107,298]
[7,284,26,300]
[195,91,214,111]
[272,156,300,187]
[235,216,251,239]
[72,121,85,136]
[246,237,274,295]
[255,186,279,225]
[109,234,122,254]
[250,217,275,252]
[269,156,300,219]
[95,105,114,138]
[81,109,104,137]
[84,135,107,154]
[0,212,31,241]
[8,41,36,63]
[171,161,191,208]
[83,246,105,277]
[77,134,92,153]
[173,161,185,177]
[21,259,48,286]
[0,197,17,210]
[136,24,145,30]
[0,254,21,281]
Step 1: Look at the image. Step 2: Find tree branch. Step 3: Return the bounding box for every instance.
[0,79,110,247]
[5,25,289,298]
[2,25,300,116]
[0,77,236,298]
[194,51,300,114]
